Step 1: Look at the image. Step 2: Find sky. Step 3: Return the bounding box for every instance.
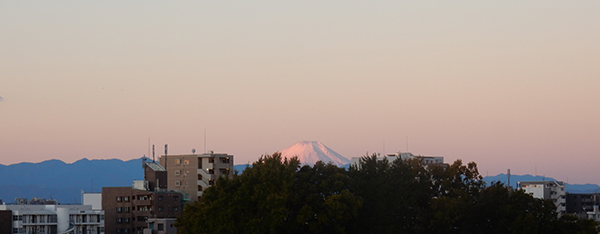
[1,1,599,184]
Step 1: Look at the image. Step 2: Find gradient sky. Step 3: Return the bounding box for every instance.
[1,1,599,184]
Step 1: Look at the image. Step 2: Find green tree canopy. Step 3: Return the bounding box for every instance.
[177,153,598,234]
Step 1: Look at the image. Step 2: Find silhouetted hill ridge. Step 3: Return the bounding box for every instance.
[2,159,599,204]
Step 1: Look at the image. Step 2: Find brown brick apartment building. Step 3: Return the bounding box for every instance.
[102,187,182,234]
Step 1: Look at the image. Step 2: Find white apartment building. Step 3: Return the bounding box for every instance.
[351,152,444,168]
[0,204,104,234]
[517,180,566,216]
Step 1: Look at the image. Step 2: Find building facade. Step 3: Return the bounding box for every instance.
[143,160,167,192]
[0,204,104,234]
[517,181,566,216]
[143,218,177,234]
[566,193,600,219]
[0,210,12,234]
[159,151,234,202]
[102,187,182,234]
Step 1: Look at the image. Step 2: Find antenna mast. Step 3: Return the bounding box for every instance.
[204,129,206,153]
[507,169,511,188]
[164,144,168,169]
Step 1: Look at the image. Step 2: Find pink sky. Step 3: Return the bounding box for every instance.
[1,1,599,184]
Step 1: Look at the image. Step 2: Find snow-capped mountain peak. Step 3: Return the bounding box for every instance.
[279,141,350,167]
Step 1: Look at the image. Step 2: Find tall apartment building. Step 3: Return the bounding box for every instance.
[159,151,234,202]
[0,204,104,234]
[102,161,182,234]
[517,181,566,216]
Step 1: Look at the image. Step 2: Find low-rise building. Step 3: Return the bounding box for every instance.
[566,193,600,220]
[0,203,104,234]
[143,218,177,234]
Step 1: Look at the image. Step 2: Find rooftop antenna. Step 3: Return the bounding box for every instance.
[164,144,168,169]
[204,128,207,153]
[148,138,151,161]
[152,145,155,162]
[507,169,511,188]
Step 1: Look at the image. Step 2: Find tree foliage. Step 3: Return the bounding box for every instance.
[177,153,598,234]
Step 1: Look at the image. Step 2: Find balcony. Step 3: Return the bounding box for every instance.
[135,199,152,206]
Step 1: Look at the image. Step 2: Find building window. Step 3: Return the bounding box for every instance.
[124,207,130,213]
[175,159,181,165]
[184,160,189,165]
[116,229,122,234]
[173,196,179,201]
[12,215,22,221]
[173,207,179,212]
[124,218,130,223]
[158,207,163,212]
[116,207,122,213]
[220,157,230,164]
[117,218,122,223]
[158,196,164,201]
[124,196,129,202]
[198,185,203,191]
[220,168,229,175]
[158,223,164,231]
[184,170,190,176]
[198,159,203,169]
[209,158,215,163]
[198,174,203,180]
[175,170,181,176]
[209,180,214,186]
[175,181,181,187]
[208,169,214,175]
[116,196,122,202]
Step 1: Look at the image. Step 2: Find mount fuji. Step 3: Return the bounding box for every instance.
[279,141,351,167]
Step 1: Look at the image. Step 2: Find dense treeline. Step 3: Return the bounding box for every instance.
[177,153,597,234]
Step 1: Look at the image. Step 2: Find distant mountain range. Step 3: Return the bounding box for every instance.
[0,158,145,204]
[2,157,599,204]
